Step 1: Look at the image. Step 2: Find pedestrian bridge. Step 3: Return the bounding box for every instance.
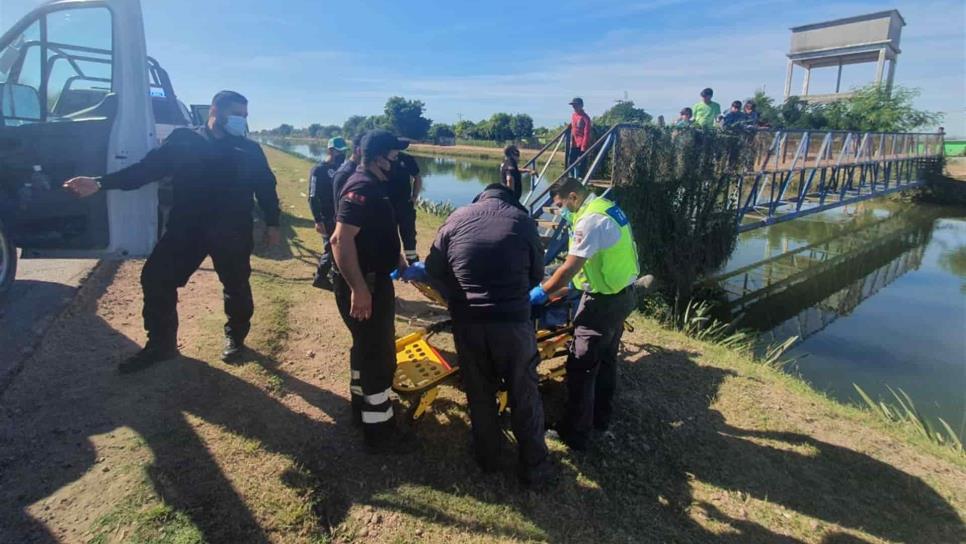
[521,124,944,263]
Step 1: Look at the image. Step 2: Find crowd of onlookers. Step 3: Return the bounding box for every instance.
[672,87,760,130]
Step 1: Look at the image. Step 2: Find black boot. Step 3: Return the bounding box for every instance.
[518,458,560,490]
[221,336,247,363]
[118,342,179,374]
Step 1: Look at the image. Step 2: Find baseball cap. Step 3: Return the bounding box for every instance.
[360,129,409,161]
[327,136,349,151]
[568,97,584,107]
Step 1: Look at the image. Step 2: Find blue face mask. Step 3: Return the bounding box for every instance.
[223,115,248,138]
[559,206,573,225]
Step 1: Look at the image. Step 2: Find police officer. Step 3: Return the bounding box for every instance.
[530,177,639,450]
[387,147,422,264]
[63,90,281,372]
[424,183,554,487]
[330,129,414,453]
[308,136,349,289]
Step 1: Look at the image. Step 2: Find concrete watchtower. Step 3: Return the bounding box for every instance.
[783,10,905,102]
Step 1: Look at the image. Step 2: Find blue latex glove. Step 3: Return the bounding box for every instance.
[529,284,549,305]
[401,261,428,282]
[390,269,401,280]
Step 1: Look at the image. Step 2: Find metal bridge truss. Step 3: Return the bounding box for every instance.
[735,130,943,232]
[710,210,930,348]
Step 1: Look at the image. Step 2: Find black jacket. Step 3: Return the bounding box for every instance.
[308,156,344,226]
[99,127,280,229]
[426,184,544,323]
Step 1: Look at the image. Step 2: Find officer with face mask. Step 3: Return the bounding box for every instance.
[63,90,281,372]
[330,129,414,454]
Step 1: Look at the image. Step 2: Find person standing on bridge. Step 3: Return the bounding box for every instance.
[62,90,281,372]
[501,145,535,202]
[692,88,721,129]
[569,97,593,179]
[388,146,423,265]
[530,177,639,451]
[308,136,349,290]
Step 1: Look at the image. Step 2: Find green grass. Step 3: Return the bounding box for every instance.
[89,471,205,544]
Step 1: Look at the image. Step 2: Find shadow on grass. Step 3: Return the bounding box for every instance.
[2,264,963,543]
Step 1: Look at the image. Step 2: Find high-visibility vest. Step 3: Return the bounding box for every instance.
[569,196,640,294]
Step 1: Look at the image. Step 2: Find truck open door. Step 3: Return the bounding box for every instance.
[0,0,157,294]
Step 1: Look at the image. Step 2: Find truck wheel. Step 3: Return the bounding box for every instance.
[0,218,16,300]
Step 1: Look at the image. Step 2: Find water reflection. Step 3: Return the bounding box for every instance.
[710,203,966,439]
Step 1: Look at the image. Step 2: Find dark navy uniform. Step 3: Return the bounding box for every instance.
[308,156,344,285]
[332,167,400,441]
[98,127,279,349]
[387,152,420,262]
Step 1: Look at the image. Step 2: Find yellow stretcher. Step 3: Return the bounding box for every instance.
[392,282,575,425]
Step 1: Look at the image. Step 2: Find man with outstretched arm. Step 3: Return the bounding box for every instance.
[330,129,415,454]
[530,177,639,450]
[63,90,280,372]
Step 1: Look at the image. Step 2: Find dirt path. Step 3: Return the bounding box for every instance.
[0,148,962,543]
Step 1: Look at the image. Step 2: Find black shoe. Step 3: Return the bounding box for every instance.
[221,337,247,363]
[546,427,589,451]
[312,273,333,290]
[118,343,179,374]
[519,459,560,490]
[365,427,418,455]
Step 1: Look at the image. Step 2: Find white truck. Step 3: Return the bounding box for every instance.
[0,0,203,297]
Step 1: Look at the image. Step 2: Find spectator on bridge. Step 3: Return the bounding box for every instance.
[743,101,760,128]
[692,88,721,129]
[674,107,693,128]
[569,97,593,178]
[501,145,534,203]
[722,100,745,128]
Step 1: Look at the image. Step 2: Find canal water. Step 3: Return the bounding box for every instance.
[267,139,966,437]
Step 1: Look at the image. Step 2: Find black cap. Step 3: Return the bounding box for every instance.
[569,97,584,106]
[701,88,714,97]
[360,129,409,161]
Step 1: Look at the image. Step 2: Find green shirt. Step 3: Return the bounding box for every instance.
[692,100,721,128]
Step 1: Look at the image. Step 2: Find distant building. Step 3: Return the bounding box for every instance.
[784,10,905,103]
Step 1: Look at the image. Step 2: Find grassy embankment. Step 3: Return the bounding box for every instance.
[74,147,965,543]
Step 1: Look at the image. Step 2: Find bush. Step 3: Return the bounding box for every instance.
[612,126,753,319]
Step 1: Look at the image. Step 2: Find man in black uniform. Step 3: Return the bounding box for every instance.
[330,129,413,453]
[425,183,555,487]
[63,90,280,372]
[387,147,422,264]
[331,134,362,203]
[307,136,348,289]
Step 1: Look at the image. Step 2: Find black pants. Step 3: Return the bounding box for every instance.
[454,321,549,473]
[393,201,418,260]
[314,222,335,282]
[333,272,397,442]
[140,221,254,348]
[563,287,635,440]
[568,146,586,179]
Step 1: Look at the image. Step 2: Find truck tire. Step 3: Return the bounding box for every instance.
[0,217,16,300]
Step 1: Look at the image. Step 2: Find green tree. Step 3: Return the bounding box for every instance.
[428,123,456,142]
[487,112,514,141]
[342,115,388,139]
[307,123,323,138]
[510,114,534,139]
[453,120,477,139]
[595,100,652,128]
[384,96,432,139]
[274,123,294,137]
[822,85,940,132]
[747,90,780,127]
[320,125,342,138]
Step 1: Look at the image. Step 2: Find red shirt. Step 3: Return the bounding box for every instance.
[571,111,592,151]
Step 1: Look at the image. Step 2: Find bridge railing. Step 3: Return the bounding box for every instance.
[736,128,944,231]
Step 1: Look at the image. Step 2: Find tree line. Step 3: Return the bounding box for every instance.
[256,85,939,143]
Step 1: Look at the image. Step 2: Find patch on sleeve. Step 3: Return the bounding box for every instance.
[572,229,586,245]
[344,191,366,205]
[606,205,629,226]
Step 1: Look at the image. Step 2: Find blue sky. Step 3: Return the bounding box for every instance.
[2,0,964,134]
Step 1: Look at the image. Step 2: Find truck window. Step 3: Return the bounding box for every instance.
[0,7,113,126]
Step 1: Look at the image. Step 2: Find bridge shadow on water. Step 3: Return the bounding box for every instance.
[1,265,963,543]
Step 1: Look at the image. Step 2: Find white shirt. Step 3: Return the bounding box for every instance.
[568,197,622,259]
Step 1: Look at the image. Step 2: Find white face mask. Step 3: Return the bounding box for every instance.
[223,115,248,138]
